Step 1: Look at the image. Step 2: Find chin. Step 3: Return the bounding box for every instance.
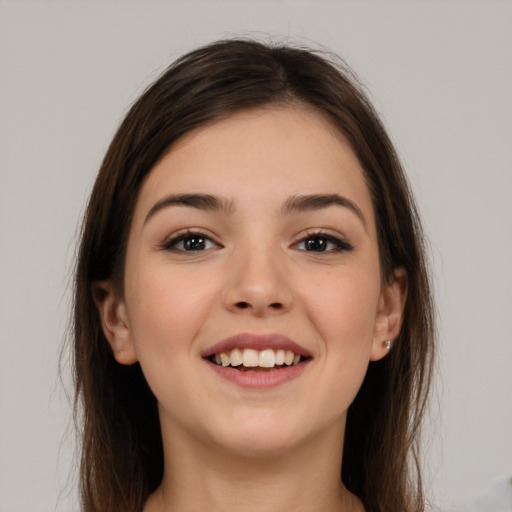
[205,409,313,458]
[214,432,300,459]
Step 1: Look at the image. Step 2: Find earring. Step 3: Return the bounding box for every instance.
[383,340,392,351]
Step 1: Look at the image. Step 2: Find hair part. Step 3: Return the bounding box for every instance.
[73,38,435,512]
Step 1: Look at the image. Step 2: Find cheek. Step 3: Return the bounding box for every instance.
[125,264,219,360]
[288,266,382,431]
[299,265,381,357]
[123,263,223,421]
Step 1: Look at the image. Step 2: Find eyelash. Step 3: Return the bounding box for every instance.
[294,231,354,254]
[160,229,221,252]
[160,230,353,254]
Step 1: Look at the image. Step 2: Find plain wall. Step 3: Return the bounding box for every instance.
[0,1,511,511]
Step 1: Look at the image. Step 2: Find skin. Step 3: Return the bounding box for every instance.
[95,106,407,512]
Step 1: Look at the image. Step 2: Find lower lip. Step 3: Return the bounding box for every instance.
[205,360,310,389]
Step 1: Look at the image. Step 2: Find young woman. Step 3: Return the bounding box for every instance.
[73,39,435,512]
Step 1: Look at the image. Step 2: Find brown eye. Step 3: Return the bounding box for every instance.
[181,236,208,251]
[296,233,354,253]
[162,232,219,252]
[305,237,328,252]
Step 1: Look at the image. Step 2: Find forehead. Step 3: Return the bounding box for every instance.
[135,106,374,222]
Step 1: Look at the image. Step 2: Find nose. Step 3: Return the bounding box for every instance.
[222,246,293,316]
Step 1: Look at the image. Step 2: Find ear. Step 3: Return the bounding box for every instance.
[92,280,138,365]
[370,267,408,362]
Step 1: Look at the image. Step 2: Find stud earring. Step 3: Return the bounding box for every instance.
[383,340,391,351]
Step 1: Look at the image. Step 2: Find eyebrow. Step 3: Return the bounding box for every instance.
[282,194,367,230]
[144,193,234,224]
[144,192,367,230]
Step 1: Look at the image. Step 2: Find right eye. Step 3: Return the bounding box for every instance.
[162,231,220,252]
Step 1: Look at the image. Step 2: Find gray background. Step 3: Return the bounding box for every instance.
[0,1,511,511]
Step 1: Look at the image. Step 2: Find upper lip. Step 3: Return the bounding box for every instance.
[201,333,312,358]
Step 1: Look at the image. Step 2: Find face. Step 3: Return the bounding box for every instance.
[96,106,406,458]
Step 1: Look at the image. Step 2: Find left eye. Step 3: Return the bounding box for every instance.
[163,233,219,252]
[295,234,353,253]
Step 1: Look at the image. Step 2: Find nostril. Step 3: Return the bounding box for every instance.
[234,301,283,310]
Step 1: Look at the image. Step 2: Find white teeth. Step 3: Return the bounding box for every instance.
[259,349,275,368]
[213,348,304,368]
[242,348,259,367]
[275,349,285,365]
[230,348,243,367]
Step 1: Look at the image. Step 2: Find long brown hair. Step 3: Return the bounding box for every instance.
[73,39,435,512]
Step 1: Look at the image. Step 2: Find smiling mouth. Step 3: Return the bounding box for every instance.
[208,347,309,372]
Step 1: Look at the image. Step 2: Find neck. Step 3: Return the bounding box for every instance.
[144,420,364,512]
